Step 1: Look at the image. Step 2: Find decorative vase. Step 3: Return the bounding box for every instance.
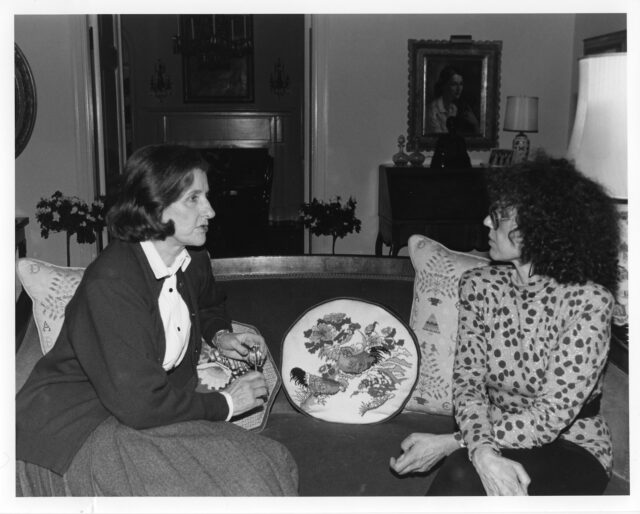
[392,135,409,166]
[408,149,426,167]
[511,132,530,163]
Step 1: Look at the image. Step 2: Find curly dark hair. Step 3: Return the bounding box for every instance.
[107,144,209,242]
[487,153,620,294]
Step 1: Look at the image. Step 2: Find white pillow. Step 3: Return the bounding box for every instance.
[16,258,84,354]
[613,208,628,326]
[281,297,420,424]
[404,235,489,415]
[16,257,257,355]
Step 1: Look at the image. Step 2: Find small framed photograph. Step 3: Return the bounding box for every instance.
[488,149,514,167]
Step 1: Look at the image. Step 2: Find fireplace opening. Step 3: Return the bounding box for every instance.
[159,111,303,257]
[202,147,274,257]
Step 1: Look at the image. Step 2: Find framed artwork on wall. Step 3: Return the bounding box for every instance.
[15,43,37,158]
[488,148,513,167]
[407,37,502,152]
[178,15,254,103]
[583,30,626,56]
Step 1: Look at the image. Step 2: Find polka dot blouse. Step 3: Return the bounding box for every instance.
[453,265,614,475]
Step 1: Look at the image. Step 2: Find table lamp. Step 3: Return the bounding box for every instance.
[504,96,539,163]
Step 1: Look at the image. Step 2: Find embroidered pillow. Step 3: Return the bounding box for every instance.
[613,207,628,326]
[16,258,85,354]
[405,235,489,415]
[197,321,282,432]
[281,297,420,424]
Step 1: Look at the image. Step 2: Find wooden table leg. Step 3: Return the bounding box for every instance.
[375,232,383,256]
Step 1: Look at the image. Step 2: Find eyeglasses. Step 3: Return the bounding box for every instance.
[489,209,515,230]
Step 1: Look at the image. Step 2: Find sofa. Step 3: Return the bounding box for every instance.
[15,246,630,496]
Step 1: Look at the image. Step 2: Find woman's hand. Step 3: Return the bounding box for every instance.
[472,447,530,496]
[215,332,267,367]
[389,433,459,475]
[223,371,268,416]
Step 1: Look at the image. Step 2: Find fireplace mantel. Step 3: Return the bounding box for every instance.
[161,111,287,155]
[160,111,296,223]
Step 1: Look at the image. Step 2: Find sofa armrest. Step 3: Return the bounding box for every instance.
[16,317,42,392]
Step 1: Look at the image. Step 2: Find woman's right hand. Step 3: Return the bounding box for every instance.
[471,447,530,496]
[223,371,268,417]
[389,433,459,475]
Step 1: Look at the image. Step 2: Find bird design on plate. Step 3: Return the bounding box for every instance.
[288,312,413,416]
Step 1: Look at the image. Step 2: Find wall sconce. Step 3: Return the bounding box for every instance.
[503,96,539,162]
[149,59,172,102]
[270,59,290,96]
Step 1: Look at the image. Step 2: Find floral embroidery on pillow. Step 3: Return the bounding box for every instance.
[282,298,420,424]
[405,235,489,415]
[16,258,85,354]
[290,312,411,416]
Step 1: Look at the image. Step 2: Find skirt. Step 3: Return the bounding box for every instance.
[17,416,298,496]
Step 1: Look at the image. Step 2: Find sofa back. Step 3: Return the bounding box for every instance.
[212,255,415,365]
[16,255,415,391]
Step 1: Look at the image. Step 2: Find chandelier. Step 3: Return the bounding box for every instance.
[172,15,253,63]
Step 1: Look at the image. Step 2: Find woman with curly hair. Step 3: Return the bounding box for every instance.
[390,155,620,495]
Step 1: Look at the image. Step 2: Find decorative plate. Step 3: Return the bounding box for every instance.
[281,298,420,424]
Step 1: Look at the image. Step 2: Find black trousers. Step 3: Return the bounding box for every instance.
[427,438,609,496]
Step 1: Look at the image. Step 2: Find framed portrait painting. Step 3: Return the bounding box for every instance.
[407,38,502,152]
[180,14,254,103]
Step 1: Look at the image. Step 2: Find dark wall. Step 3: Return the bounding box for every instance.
[120,14,305,220]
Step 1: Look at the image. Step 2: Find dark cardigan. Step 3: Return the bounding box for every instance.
[16,240,233,475]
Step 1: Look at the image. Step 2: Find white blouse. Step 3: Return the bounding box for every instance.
[140,241,191,370]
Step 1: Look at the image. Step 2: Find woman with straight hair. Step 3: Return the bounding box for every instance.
[16,144,298,496]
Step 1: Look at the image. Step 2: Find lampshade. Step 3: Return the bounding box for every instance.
[504,96,539,132]
[504,96,538,132]
[567,53,627,199]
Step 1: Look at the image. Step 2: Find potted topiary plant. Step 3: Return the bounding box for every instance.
[35,191,106,266]
[299,196,362,254]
